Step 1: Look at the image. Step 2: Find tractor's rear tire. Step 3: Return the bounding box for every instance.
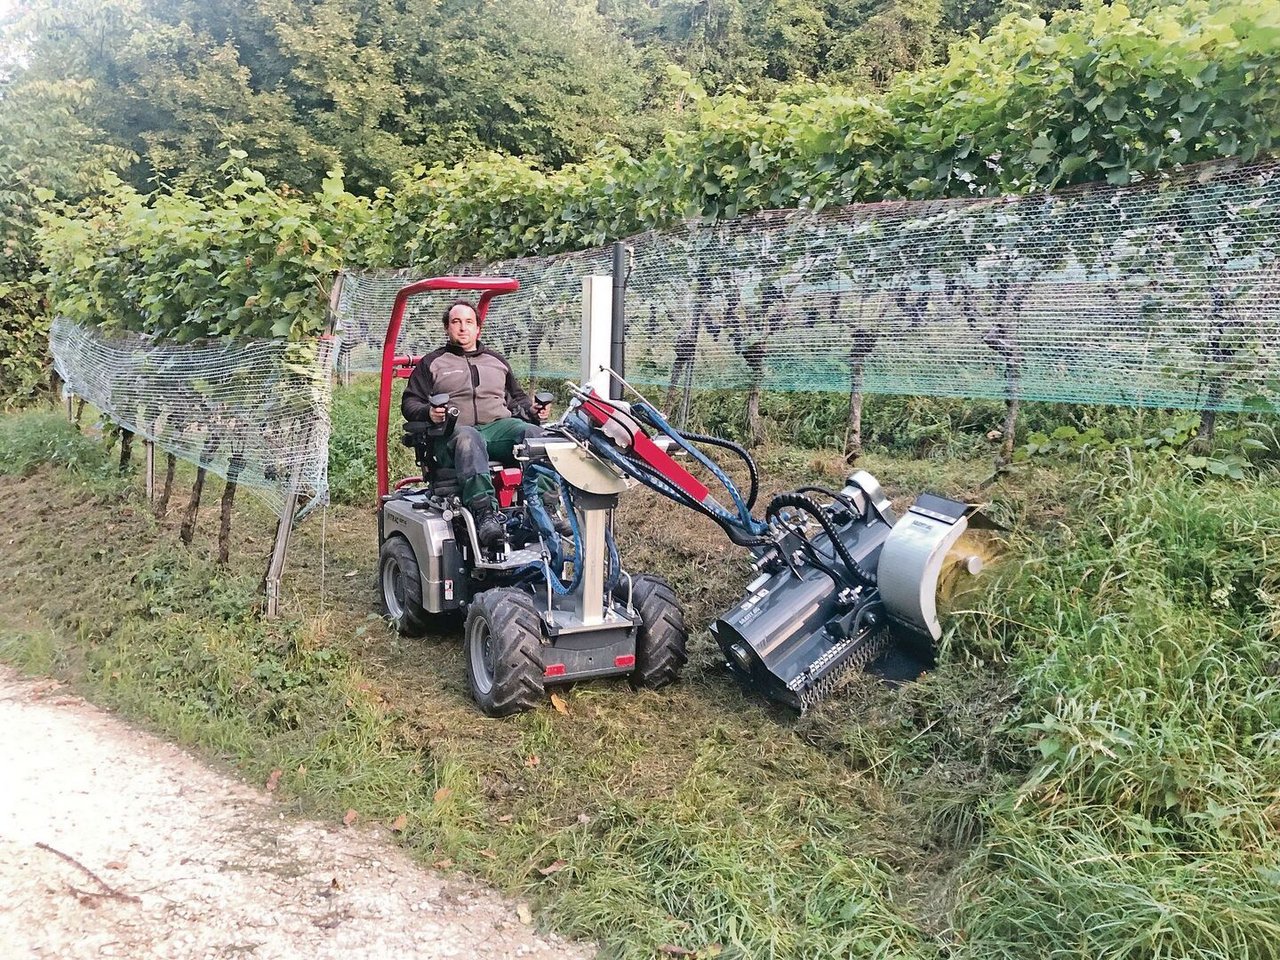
[464,588,546,717]
[621,574,687,690]
[378,535,433,636]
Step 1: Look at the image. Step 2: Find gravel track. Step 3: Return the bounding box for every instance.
[0,667,594,960]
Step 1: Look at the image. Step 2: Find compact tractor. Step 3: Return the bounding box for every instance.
[375,277,984,715]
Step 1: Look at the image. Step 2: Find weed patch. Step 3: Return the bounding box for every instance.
[0,410,114,478]
[947,455,1280,959]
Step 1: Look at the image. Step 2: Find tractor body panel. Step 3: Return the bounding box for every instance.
[539,599,639,683]
[382,494,468,613]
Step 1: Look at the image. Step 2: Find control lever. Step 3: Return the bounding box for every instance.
[532,390,555,419]
[427,391,460,438]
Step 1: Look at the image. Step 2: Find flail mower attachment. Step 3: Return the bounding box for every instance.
[563,385,985,712]
[709,475,981,711]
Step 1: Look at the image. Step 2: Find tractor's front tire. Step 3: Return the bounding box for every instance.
[464,588,546,717]
[379,535,433,636]
[621,574,688,690]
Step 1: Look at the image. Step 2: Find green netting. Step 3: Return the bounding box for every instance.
[335,158,1280,413]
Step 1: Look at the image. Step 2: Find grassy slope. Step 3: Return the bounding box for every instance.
[2,407,1279,959]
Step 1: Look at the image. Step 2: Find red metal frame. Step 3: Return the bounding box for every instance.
[578,389,712,504]
[376,276,520,501]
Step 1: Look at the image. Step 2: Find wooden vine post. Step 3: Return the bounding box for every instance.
[144,440,155,501]
[264,278,342,618]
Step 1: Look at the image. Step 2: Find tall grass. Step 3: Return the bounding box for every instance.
[0,410,114,478]
[951,453,1280,959]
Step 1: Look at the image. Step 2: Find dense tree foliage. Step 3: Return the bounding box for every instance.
[0,0,1047,199]
[0,67,134,402]
[40,157,383,341]
[601,0,1055,92]
[383,0,1280,263]
[0,0,652,191]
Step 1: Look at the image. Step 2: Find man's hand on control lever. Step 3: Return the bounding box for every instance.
[428,392,451,425]
[532,391,555,424]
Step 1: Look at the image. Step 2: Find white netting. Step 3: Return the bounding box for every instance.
[50,317,335,518]
[334,247,610,383]
[336,158,1280,414]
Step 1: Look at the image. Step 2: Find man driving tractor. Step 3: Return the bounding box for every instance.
[401,298,554,549]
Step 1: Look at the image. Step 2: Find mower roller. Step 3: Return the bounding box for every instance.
[374,276,985,715]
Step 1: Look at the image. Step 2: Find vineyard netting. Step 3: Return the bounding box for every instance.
[50,317,336,518]
[339,158,1280,415]
[47,158,1280,520]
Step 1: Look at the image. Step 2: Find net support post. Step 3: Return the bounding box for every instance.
[582,276,612,396]
[264,488,300,619]
[610,242,627,400]
[144,440,155,501]
[65,392,74,422]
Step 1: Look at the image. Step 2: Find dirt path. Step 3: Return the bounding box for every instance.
[0,667,595,960]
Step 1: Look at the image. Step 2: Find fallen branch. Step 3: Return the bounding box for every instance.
[35,842,140,904]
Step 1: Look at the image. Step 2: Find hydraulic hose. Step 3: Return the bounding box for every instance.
[522,461,622,597]
[794,485,862,519]
[585,432,771,547]
[771,512,846,588]
[626,401,766,537]
[677,431,759,510]
[522,464,584,597]
[765,492,878,588]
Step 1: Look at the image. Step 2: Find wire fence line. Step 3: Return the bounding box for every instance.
[50,317,336,518]
[337,157,1280,415]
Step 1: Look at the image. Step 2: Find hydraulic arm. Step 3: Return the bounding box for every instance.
[556,385,984,710]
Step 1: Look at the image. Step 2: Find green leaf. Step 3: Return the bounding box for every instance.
[1241,395,1277,413]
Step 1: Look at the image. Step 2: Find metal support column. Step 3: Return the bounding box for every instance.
[577,507,608,626]
[144,440,155,501]
[264,488,300,619]
[581,275,612,397]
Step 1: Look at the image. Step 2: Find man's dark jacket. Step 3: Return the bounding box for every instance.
[401,341,535,427]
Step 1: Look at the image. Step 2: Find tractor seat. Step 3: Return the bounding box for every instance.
[398,425,523,505]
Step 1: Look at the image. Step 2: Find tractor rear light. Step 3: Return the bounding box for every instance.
[614,654,636,668]
[544,664,566,678]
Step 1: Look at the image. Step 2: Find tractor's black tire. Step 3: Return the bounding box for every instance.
[620,574,688,690]
[464,588,546,717]
[378,535,433,636]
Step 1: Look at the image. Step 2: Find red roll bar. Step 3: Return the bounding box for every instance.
[375,276,520,501]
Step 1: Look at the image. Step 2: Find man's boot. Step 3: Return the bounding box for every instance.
[540,488,574,539]
[469,497,505,551]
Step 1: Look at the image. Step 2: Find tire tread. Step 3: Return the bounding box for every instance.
[623,574,688,690]
[465,588,546,716]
